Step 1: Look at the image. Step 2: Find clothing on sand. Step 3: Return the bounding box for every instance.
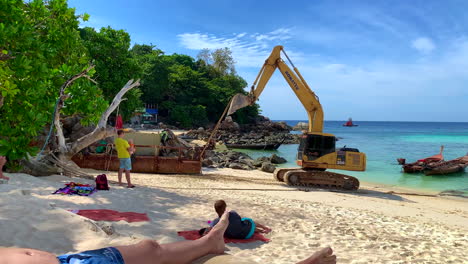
[53,183,96,196]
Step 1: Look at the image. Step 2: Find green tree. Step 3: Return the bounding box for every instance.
[80,26,143,120]
[197,47,236,76]
[133,46,259,127]
[0,0,106,164]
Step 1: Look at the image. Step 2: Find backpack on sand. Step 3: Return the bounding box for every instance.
[95,174,109,190]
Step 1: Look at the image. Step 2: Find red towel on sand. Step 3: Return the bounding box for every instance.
[73,209,150,223]
[177,230,270,243]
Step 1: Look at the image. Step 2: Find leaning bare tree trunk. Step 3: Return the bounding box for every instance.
[22,69,140,176]
[68,79,140,157]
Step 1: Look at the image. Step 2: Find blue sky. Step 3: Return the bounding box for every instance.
[69,0,468,122]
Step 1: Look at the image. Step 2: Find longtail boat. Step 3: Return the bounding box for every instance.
[399,146,444,173]
[424,155,468,175]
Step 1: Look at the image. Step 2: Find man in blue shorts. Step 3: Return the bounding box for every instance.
[200,200,272,239]
[115,130,135,188]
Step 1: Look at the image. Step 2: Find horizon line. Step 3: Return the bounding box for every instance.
[271,119,468,123]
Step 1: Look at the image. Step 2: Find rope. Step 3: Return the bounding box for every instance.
[38,97,61,157]
[105,143,114,171]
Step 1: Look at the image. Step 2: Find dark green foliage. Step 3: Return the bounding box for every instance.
[133,46,259,128]
[0,0,106,163]
[0,0,260,164]
[79,27,143,120]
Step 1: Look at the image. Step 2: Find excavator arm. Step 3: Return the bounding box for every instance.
[226,45,365,190]
[248,45,324,133]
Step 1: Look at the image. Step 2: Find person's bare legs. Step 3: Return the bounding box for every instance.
[297,247,336,264]
[117,168,124,186]
[125,170,134,188]
[0,156,9,180]
[255,222,271,233]
[116,210,230,264]
[0,248,59,264]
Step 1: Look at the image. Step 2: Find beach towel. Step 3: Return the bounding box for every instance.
[53,182,96,196]
[177,230,270,243]
[70,209,150,222]
[115,115,123,129]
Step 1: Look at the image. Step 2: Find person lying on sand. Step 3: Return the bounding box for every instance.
[0,156,9,181]
[199,200,272,239]
[0,211,336,264]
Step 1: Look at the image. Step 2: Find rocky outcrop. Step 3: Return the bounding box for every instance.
[292,122,308,131]
[270,154,287,164]
[260,162,276,173]
[202,150,288,173]
[183,115,300,145]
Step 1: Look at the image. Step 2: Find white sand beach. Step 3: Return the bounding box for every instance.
[0,169,467,264]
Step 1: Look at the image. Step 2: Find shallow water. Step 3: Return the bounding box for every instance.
[235,121,468,195]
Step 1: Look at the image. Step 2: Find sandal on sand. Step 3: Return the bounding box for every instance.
[127,185,136,188]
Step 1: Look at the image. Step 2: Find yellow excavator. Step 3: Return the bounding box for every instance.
[227,45,366,190]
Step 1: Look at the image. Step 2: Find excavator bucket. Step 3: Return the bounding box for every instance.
[227,93,251,116]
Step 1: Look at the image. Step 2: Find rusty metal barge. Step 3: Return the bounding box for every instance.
[72,131,203,174]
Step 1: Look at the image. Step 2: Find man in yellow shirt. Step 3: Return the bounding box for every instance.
[115,130,135,188]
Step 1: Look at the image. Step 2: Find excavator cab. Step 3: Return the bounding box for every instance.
[297,134,336,161]
[296,132,366,172]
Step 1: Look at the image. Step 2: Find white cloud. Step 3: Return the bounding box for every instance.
[177,27,294,67]
[248,39,468,121]
[412,37,436,53]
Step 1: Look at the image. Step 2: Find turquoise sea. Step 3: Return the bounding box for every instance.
[235,121,468,195]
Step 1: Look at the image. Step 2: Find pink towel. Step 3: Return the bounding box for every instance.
[177,230,270,243]
[72,209,150,222]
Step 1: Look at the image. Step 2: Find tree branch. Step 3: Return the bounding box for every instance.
[54,65,95,153]
[69,79,140,156]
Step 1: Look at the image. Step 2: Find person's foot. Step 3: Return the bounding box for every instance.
[127,184,135,188]
[297,247,336,264]
[0,156,8,180]
[204,210,229,254]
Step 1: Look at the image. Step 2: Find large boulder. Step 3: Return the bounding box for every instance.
[270,154,287,164]
[219,116,240,131]
[260,162,276,173]
[202,159,214,167]
[229,163,250,170]
[253,156,270,167]
[292,122,308,131]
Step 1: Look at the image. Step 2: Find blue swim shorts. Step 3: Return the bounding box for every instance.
[119,158,132,170]
[57,247,124,264]
[241,217,256,239]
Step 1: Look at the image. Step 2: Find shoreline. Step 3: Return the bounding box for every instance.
[1,169,467,263]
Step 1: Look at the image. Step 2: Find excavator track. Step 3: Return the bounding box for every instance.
[274,168,359,190]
